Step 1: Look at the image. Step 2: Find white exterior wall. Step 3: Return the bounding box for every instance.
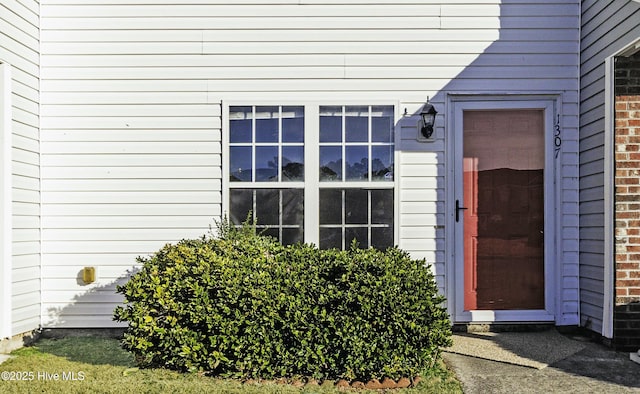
[0,0,41,337]
[40,0,580,327]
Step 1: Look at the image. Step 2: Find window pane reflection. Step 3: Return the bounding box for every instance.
[345,146,368,180]
[372,146,393,181]
[319,105,393,183]
[255,146,278,181]
[230,146,252,182]
[282,146,304,181]
[320,146,342,181]
[229,106,252,143]
[372,106,394,143]
[255,106,279,143]
[345,106,369,142]
[320,106,342,142]
[282,106,304,143]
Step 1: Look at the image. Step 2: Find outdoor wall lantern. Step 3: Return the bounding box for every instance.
[418,100,438,139]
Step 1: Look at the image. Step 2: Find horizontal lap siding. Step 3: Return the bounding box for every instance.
[1,0,40,336]
[579,0,640,335]
[40,0,579,327]
[40,97,221,327]
[41,3,223,328]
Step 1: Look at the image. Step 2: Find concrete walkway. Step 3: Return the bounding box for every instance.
[444,331,640,393]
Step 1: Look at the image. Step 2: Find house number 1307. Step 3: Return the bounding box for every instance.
[554,114,562,159]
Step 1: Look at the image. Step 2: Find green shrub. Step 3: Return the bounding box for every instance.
[114,220,452,381]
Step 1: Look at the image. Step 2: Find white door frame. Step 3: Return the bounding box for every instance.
[602,38,640,339]
[0,62,12,339]
[446,95,560,323]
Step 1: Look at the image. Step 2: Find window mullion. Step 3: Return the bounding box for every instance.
[368,190,372,248]
[252,190,257,224]
[342,189,346,250]
[368,106,372,182]
[279,190,283,242]
[341,106,346,183]
[304,105,319,245]
[251,106,256,183]
[278,106,283,183]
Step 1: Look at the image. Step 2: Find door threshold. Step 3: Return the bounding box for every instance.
[453,323,555,333]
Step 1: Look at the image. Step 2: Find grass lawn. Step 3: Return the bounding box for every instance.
[0,337,462,393]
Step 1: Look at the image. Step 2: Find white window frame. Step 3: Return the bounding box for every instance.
[222,101,399,248]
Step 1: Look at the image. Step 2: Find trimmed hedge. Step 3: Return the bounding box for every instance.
[113,221,452,381]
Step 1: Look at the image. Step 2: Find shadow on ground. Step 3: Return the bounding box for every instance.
[36,266,139,367]
[444,329,640,393]
[32,337,135,368]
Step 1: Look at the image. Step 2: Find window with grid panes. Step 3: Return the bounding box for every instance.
[318,105,394,249]
[227,104,394,249]
[228,106,305,244]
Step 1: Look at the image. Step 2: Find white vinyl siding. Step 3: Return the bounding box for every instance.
[40,103,221,328]
[40,1,580,327]
[579,0,640,335]
[0,62,12,339]
[0,0,40,337]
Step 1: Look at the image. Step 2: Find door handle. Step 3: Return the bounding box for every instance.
[456,199,468,222]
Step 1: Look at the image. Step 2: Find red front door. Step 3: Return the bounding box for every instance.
[463,110,545,311]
